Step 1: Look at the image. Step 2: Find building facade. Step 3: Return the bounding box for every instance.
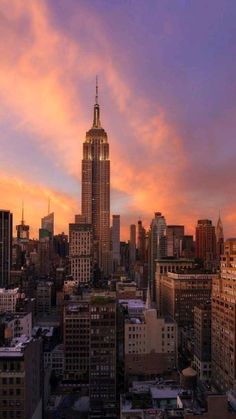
[124,308,177,377]
[63,301,90,382]
[166,225,184,258]
[112,215,120,272]
[193,303,211,380]
[89,292,117,418]
[212,239,236,391]
[69,219,93,285]
[0,288,19,313]
[0,336,42,419]
[154,258,194,309]
[196,219,216,269]
[160,272,213,327]
[149,212,167,290]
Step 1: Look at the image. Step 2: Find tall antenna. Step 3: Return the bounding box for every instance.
[48,197,51,215]
[95,75,98,105]
[21,200,24,225]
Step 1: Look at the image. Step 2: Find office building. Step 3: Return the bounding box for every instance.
[0,288,19,313]
[0,312,32,344]
[149,212,167,290]
[89,292,117,418]
[193,303,211,380]
[0,210,12,288]
[112,215,120,272]
[81,81,111,276]
[124,307,177,377]
[36,281,53,315]
[41,212,54,236]
[196,219,216,269]
[160,272,213,327]
[154,258,194,308]
[137,220,147,262]
[0,335,42,419]
[69,218,93,285]
[166,225,184,258]
[216,214,224,265]
[129,224,136,266]
[63,300,90,382]
[212,239,236,391]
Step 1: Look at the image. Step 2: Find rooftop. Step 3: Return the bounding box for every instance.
[0,335,32,357]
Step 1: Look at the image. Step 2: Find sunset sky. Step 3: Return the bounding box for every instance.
[1,0,236,239]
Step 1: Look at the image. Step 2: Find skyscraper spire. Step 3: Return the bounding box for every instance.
[21,201,24,225]
[95,75,98,105]
[93,76,101,128]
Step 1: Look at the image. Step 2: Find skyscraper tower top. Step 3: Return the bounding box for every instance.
[93,76,101,128]
[216,213,224,242]
[85,78,108,147]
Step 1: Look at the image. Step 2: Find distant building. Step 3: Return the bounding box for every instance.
[0,335,43,419]
[124,307,177,377]
[112,215,120,272]
[36,281,53,315]
[41,212,54,236]
[160,272,213,327]
[154,258,194,309]
[149,212,167,292]
[193,303,211,380]
[63,300,90,382]
[196,219,216,269]
[53,233,69,258]
[0,210,12,288]
[166,225,184,258]
[16,206,29,242]
[129,224,136,266]
[137,220,147,263]
[216,214,224,266]
[69,218,93,285]
[181,235,195,258]
[0,288,19,313]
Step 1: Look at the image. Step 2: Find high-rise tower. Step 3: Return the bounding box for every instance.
[81,80,110,276]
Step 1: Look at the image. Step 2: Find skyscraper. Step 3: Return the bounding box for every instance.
[0,210,12,288]
[69,216,93,285]
[216,213,224,264]
[148,212,166,287]
[129,224,136,266]
[81,81,110,276]
[196,219,216,269]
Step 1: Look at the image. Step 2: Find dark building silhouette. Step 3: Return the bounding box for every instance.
[0,210,12,288]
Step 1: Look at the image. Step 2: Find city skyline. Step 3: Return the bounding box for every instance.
[1,1,236,239]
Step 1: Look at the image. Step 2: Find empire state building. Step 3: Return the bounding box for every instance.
[81,81,111,276]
